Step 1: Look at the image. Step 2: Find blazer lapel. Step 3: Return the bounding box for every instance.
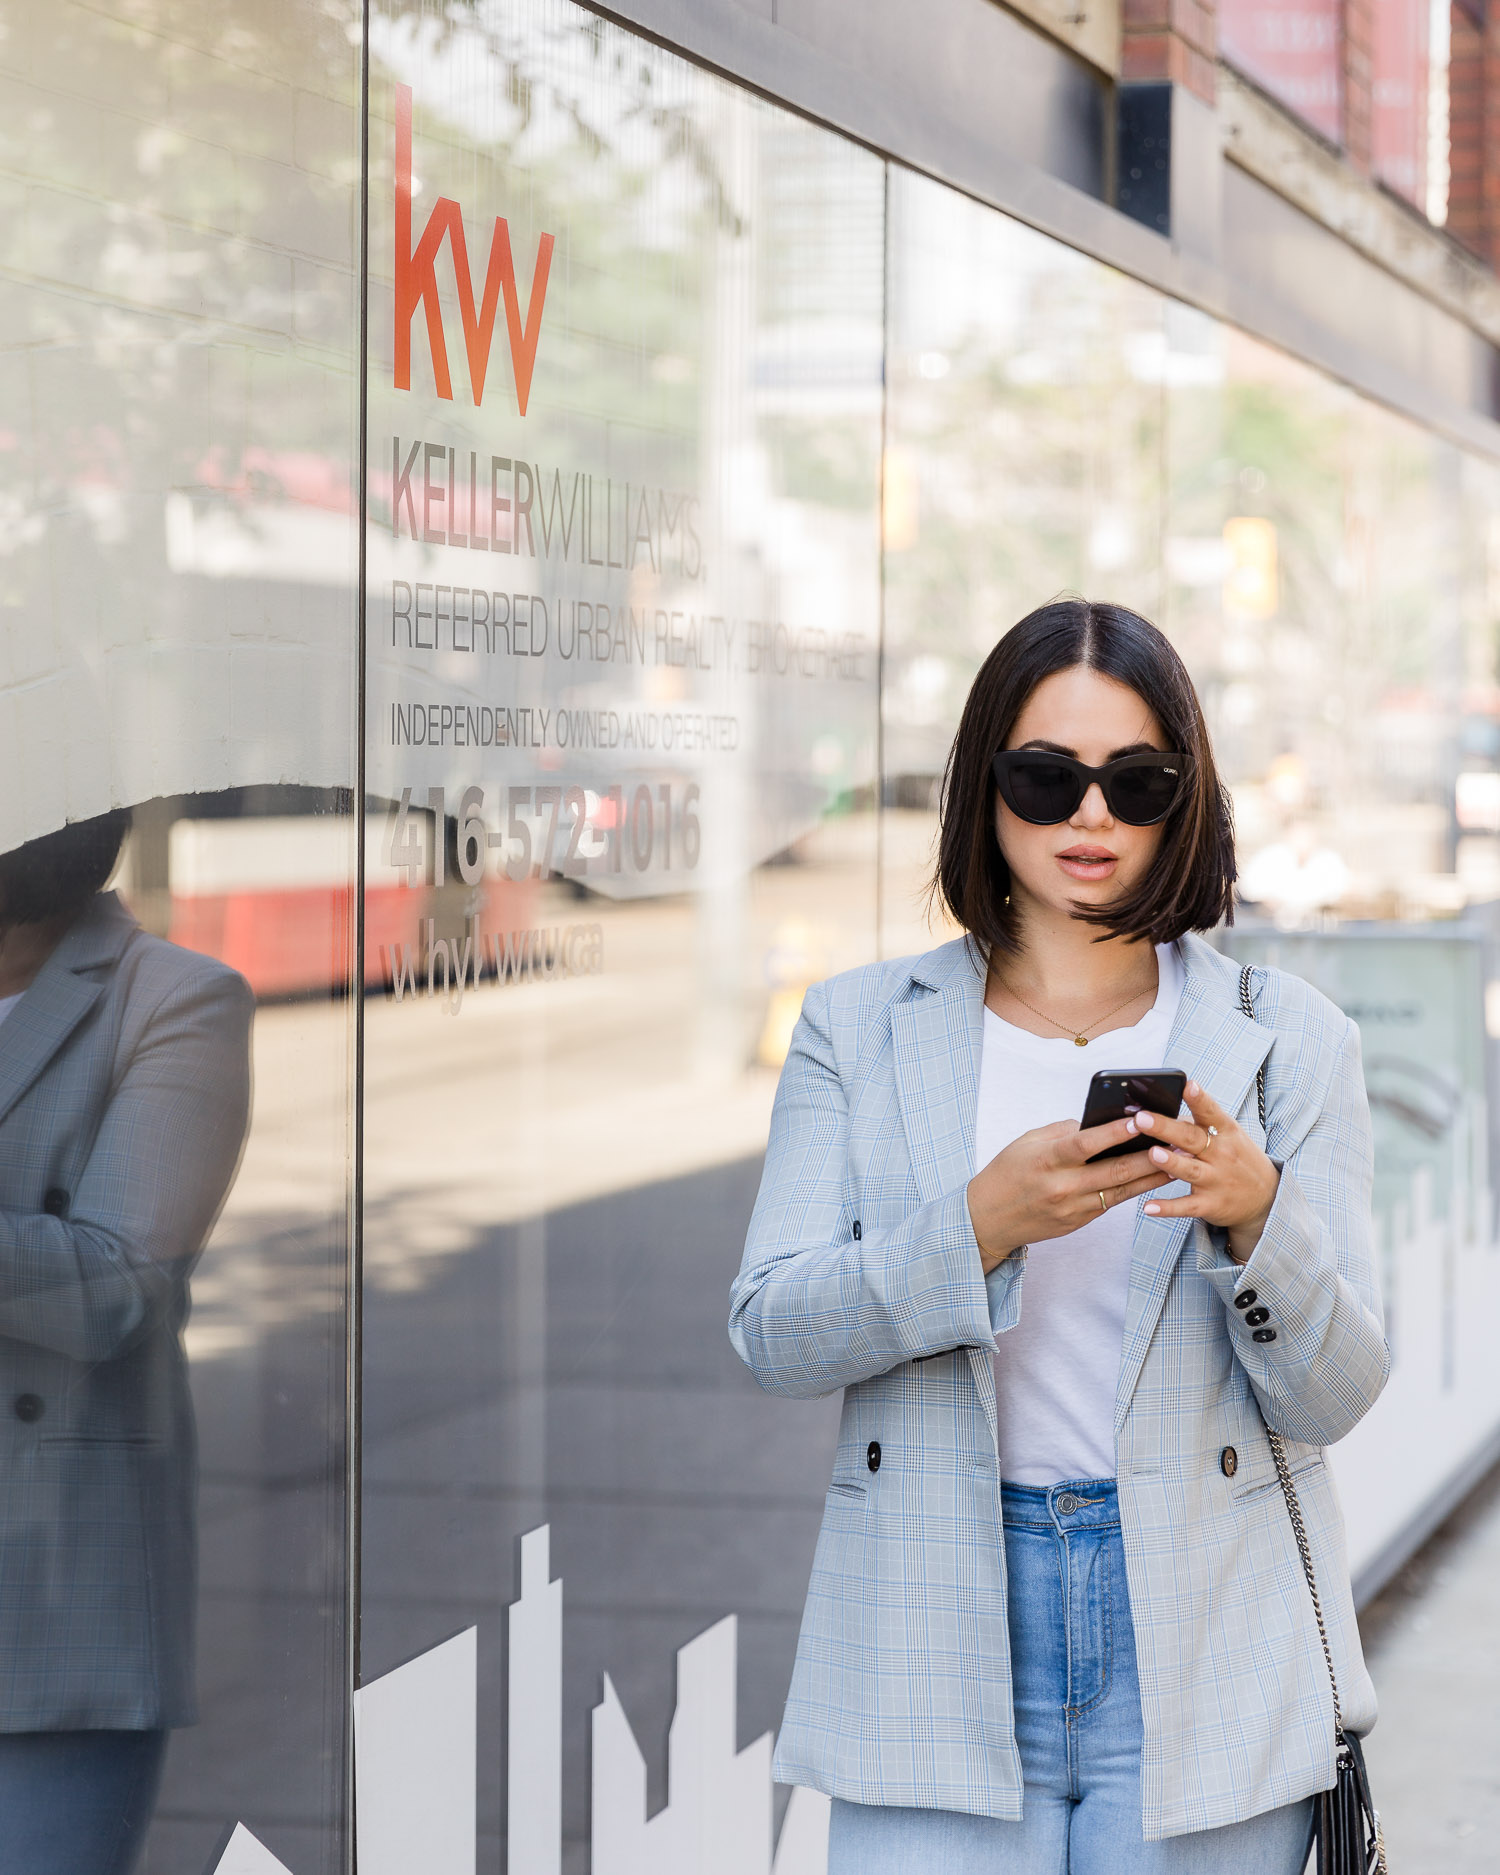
[1114,939,1275,1431]
[0,894,135,1130]
[889,943,986,1206]
[890,941,1001,1448]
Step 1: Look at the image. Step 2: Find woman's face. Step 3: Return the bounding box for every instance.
[995,664,1170,926]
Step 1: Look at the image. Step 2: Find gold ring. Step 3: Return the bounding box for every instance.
[1204,1125,1219,1153]
[1098,1190,1108,1213]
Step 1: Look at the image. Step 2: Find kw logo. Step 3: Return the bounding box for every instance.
[394,83,555,413]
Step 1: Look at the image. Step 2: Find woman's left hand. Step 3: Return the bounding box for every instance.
[1134,1081,1280,1265]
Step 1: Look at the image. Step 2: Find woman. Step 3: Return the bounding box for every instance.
[730,600,1387,1872]
[0,811,253,1875]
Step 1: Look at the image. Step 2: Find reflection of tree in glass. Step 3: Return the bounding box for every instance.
[1225,380,1455,814]
[368,0,747,495]
[881,232,1163,774]
[368,0,884,824]
[1165,331,1476,918]
[0,0,364,523]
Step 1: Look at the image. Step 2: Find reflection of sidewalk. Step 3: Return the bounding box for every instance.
[1358,1466,1500,1870]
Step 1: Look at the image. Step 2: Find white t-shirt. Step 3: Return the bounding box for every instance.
[975,943,1186,1486]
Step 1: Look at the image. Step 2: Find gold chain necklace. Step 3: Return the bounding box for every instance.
[997,975,1156,1047]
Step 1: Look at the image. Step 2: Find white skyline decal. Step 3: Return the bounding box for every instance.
[211,1825,295,1874]
[510,1527,563,1875]
[211,1525,829,1875]
[353,1627,478,1874]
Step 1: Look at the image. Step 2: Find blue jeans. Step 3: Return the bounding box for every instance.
[0,1729,167,1875]
[829,1479,1313,1874]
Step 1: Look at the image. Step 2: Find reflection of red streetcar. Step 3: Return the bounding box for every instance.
[157,814,413,998]
[144,776,694,996]
[151,807,536,999]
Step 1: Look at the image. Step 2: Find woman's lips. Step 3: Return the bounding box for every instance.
[1056,847,1118,881]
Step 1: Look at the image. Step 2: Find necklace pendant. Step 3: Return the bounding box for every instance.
[1074,1034,1088,1047]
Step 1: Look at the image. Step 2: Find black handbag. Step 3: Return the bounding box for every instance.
[1240,965,1389,1875]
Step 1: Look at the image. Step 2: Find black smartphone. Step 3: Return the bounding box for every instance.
[1080,1070,1187,1161]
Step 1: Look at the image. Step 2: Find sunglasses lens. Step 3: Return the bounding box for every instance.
[1110,763,1181,824]
[1003,760,1081,824]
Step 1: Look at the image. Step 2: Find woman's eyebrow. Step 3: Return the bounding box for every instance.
[1013,738,1163,759]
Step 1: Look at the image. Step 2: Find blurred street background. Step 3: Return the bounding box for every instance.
[1361,1468,1500,1872]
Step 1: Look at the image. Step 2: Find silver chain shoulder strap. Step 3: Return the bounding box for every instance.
[1238,963,1347,1741]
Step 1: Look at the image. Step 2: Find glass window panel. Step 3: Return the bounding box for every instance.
[1165,318,1500,1579]
[1165,325,1473,928]
[1372,0,1432,209]
[882,168,1166,955]
[1,4,359,1869]
[886,150,1500,1670]
[1218,0,1344,146]
[360,4,881,1867]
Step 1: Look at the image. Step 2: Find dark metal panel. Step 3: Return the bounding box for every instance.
[588,0,1125,224]
[776,0,1107,199]
[1118,81,1172,236]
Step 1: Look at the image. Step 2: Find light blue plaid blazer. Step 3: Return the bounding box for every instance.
[0,892,252,1730]
[730,932,1388,1840]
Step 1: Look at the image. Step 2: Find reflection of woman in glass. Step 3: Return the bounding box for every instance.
[0,812,253,1875]
[732,603,1387,1873]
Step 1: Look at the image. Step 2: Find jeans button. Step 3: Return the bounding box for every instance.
[1056,1493,1080,1514]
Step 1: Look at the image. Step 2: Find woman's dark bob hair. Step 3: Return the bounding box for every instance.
[933,599,1235,954]
[0,809,133,928]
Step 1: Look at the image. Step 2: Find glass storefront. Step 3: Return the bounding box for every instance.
[2,3,360,1870]
[8,2,1500,1869]
[881,166,1500,1596]
[359,11,880,1869]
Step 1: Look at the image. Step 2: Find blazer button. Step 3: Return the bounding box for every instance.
[14,1394,43,1423]
[1252,1327,1277,1344]
[1233,1289,1257,1310]
[1244,1306,1271,1327]
[852,1220,862,1241]
[866,1440,881,1473]
[1220,1446,1238,1478]
[43,1188,69,1218]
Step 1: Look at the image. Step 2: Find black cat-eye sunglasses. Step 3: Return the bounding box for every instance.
[990,749,1186,826]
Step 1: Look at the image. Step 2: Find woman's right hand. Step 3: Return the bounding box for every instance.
[966,1117,1170,1273]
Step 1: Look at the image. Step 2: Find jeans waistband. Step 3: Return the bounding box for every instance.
[1000,1476,1119,1532]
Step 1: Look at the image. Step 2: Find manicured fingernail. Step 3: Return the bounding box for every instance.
[1124,1118,1137,1135]
[1143,1203,1161,1215]
[1136,1111,1155,1129]
[1186,1081,1201,1098]
[1150,1146,1168,1164]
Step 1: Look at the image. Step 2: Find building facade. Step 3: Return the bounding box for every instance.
[7,0,1500,1869]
